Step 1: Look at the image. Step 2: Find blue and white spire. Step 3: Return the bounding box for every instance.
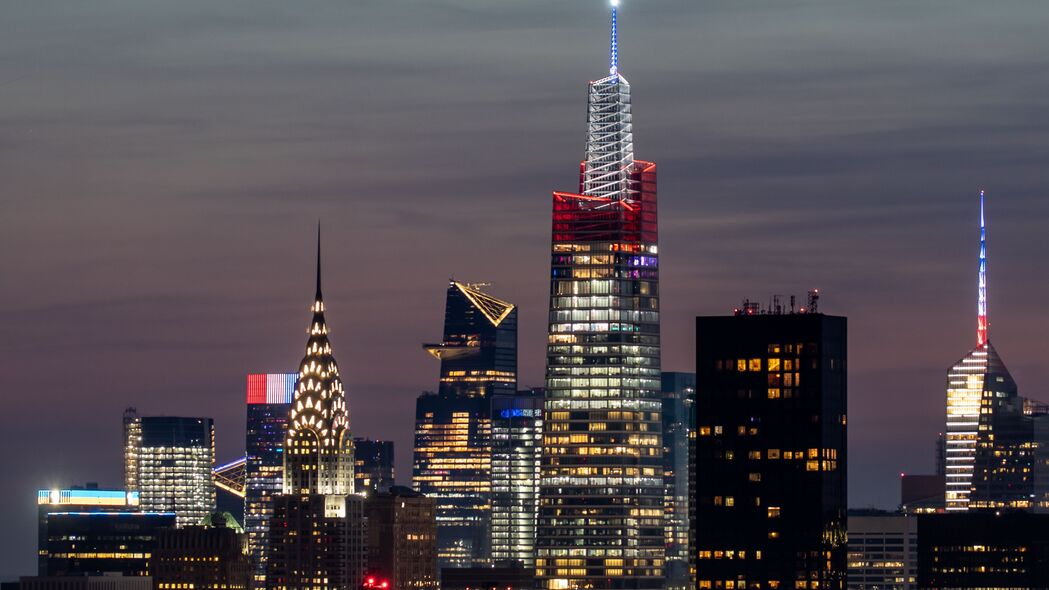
[977,190,988,347]
[583,0,634,201]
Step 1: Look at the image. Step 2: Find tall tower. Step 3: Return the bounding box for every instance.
[267,230,366,590]
[413,281,517,569]
[944,191,1028,511]
[535,3,665,589]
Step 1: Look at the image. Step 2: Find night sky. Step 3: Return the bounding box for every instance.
[3,0,1049,578]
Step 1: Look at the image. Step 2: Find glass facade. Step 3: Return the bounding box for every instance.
[354,438,396,495]
[124,412,216,528]
[695,313,848,589]
[536,30,665,588]
[490,389,543,568]
[40,510,175,577]
[660,373,694,590]
[245,373,296,586]
[413,281,517,569]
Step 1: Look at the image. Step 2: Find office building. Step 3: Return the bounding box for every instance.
[695,307,847,589]
[152,513,252,590]
[364,487,438,590]
[414,281,517,568]
[37,487,171,577]
[917,511,1049,588]
[490,388,543,568]
[899,474,944,514]
[124,411,216,527]
[18,577,153,590]
[440,567,536,590]
[266,233,366,590]
[846,511,917,590]
[944,192,1049,511]
[354,438,396,494]
[661,373,694,590]
[535,5,665,590]
[244,372,296,584]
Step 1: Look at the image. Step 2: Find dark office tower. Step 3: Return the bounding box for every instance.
[490,389,543,568]
[943,191,1045,511]
[695,308,848,590]
[124,414,216,527]
[917,512,1049,588]
[354,438,396,494]
[37,487,171,577]
[153,514,252,590]
[535,5,664,590]
[414,281,517,568]
[267,232,366,590]
[365,487,439,590]
[245,373,296,586]
[660,373,694,590]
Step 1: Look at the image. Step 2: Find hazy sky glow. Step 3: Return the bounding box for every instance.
[3,0,1049,577]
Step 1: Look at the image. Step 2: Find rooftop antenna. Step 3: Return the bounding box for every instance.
[807,289,820,313]
[977,189,988,347]
[609,0,619,76]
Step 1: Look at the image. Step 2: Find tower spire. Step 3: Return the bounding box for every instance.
[315,222,323,302]
[609,0,619,76]
[977,190,988,347]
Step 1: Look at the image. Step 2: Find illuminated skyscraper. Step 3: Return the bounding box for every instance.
[490,388,543,568]
[943,191,1048,511]
[267,231,366,590]
[535,4,664,590]
[413,281,517,569]
[695,307,848,589]
[124,411,216,527]
[244,373,296,585]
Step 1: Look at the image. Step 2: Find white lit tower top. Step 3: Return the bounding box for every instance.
[284,228,354,497]
[582,0,635,201]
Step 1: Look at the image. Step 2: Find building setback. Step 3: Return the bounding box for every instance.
[152,514,252,590]
[364,487,438,590]
[695,309,847,589]
[266,232,366,590]
[354,438,396,495]
[536,4,664,590]
[123,412,216,527]
[413,281,517,568]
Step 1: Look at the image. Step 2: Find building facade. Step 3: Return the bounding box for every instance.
[244,372,296,585]
[917,511,1049,588]
[364,487,438,590]
[695,310,848,589]
[152,514,252,590]
[37,487,172,577]
[661,372,694,590]
[123,412,215,527]
[536,6,664,590]
[944,192,1049,511]
[490,389,543,568]
[266,234,366,590]
[413,281,517,568]
[846,512,917,590]
[354,438,396,495]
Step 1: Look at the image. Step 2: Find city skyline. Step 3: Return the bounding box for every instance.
[3,0,1049,581]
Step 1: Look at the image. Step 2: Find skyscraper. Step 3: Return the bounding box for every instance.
[267,232,366,590]
[152,514,252,590]
[245,372,296,585]
[535,4,665,590]
[124,411,216,527]
[354,439,396,495]
[490,388,543,569]
[364,487,439,590]
[695,308,848,589]
[413,281,517,569]
[943,191,1047,511]
[660,373,694,590]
